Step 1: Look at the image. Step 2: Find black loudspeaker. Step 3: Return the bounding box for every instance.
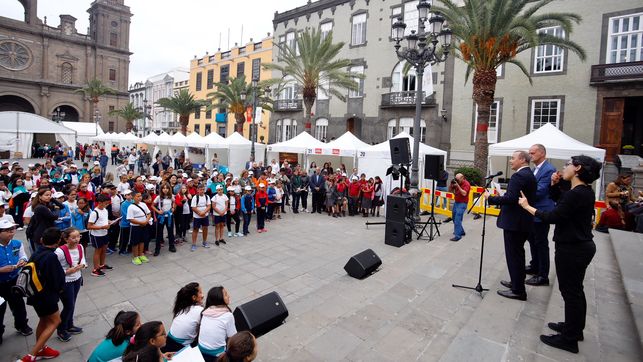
[386,194,411,222]
[344,249,382,279]
[424,155,443,180]
[233,291,289,337]
[385,220,412,247]
[389,138,411,165]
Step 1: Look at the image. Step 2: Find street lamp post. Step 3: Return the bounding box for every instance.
[241,77,269,163]
[52,107,66,123]
[391,0,451,215]
[137,99,152,137]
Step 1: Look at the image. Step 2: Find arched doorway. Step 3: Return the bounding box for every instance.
[0,95,35,113]
[346,117,362,138]
[51,105,80,122]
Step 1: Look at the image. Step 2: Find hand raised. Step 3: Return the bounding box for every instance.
[518,191,529,208]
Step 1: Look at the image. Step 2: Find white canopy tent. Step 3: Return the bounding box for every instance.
[62,121,104,145]
[267,131,327,168]
[306,131,371,172]
[0,111,77,158]
[358,132,447,189]
[203,132,228,170]
[221,132,267,175]
[488,123,606,198]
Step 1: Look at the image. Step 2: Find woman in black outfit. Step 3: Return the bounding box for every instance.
[26,187,63,251]
[518,155,602,354]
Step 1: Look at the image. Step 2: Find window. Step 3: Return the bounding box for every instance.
[110,32,118,47]
[278,35,286,57]
[315,118,328,141]
[108,122,114,132]
[286,31,296,52]
[473,101,501,144]
[403,1,419,35]
[217,123,226,137]
[321,22,333,40]
[530,99,561,131]
[207,69,214,89]
[397,118,426,142]
[194,108,201,119]
[534,27,565,73]
[218,98,226,114]
[391,6,402,37]
[237,62,245,78]
[387,119,398,139]
[194,124,200,134]
[205,124,211,134]
[275,120,282,142]
[61,62,72,83]
[220,65,230,84]
[351,13,367,46]
[205,109,212,119]
[251,58,261,81]
[349,65,364,98]
[195,72,202,91]
[285,119,297,141]
[608,12,643,63]
[109,69,116,81]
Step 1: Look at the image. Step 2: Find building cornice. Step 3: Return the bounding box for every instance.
[0,76,129,97]
[273,0,350,27]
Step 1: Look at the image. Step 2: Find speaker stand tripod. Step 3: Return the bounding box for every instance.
[415,180,440,241]
[452,176,496,296]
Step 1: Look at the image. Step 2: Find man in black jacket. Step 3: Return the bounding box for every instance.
[486,150,537,301]
[19,227,65,362]
[309,168,325,214]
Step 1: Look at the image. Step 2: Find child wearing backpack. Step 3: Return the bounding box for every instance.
[87,194,113,277]
[54,227,87,342]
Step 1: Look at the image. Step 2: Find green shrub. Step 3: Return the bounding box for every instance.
[454,167,483,186]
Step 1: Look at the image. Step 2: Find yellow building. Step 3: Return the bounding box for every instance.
[188,36,273,142]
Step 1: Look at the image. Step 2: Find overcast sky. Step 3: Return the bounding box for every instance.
[4,0,306,82]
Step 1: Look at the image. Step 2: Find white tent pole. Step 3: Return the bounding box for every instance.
[16,112,19,155]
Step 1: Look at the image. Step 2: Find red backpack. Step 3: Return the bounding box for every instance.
[59,244,84,267]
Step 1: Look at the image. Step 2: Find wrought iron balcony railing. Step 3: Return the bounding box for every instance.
[590,61,643,85]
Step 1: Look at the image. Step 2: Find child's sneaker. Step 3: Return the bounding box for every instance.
[202,242,211,249]
[67,326,83,335]
[57,331,72,342]
[91,269,105,277]
[36,345,60,359]
[17,354,36,362]
[227,231,232,237]
[190,244,197,252]
[100,264,113,270]
[132,257,142,265]
[236,232,244,237]
[139,255,149,263]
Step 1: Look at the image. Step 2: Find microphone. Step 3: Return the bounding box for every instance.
[484,171,503,180]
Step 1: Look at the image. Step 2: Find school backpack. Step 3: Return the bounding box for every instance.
[12,252,45,298]
[60,244,84,267]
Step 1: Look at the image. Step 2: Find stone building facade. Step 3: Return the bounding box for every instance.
[270,0,451,150]
[0,0,132,133]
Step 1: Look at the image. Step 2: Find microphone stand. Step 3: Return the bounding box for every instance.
[452,176,496,296]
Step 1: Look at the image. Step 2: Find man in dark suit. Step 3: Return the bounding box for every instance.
[485,150,537,300]
[526,144,556,286]
[309,167,325,213]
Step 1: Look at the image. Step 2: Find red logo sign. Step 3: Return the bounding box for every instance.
[315,148,322,154]
[332,149,340,155]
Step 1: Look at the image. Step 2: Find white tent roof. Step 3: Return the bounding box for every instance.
[119,132,140,143]
[140,132,159,145]
[203,132,226,148]
[309,131,370,157]
[185,132,209,147]
[267,131,326,154]
[155,132,173,145]
[167,132,188,147]
[360,131,447,158]
[224,132,251,146]
[0,111,76,134]
[62,121,104,137]
[488,123,606,162]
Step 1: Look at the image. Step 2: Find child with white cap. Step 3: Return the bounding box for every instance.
[211,185,228,245]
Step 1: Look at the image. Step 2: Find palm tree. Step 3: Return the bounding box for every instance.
[435,0,586,173]
[157,89,206,135]
[75,78,117,119]
[263,28,363,132]
[206,76,273,134]
[108,103,143,133]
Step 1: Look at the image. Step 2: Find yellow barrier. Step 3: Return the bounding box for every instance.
[468,186,501,216]
[420,188,454,217]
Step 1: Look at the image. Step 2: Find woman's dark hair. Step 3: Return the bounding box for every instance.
[173,282,200,318]
[571,155,602,184]
[216,331,256,362]
[31,186,51,208]
[122,344,161,362]
[614,172,633,186]
[123,321,163,355]
[203,286,230,313]
[106,311,139,346]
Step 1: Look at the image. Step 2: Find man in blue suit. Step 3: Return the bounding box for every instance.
[526,144,556,286]
[309,167,325,214]
[485,150,537,300]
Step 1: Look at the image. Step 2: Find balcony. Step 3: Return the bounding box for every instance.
[380,91,435,108]
[274,99,303,112]
[590,61,643,85]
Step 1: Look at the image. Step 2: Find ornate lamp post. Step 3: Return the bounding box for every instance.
[94,109,101,136]
[241,78,270,162]
[51,107,66,123]
[391,0,451,215]
[137,99,152,136]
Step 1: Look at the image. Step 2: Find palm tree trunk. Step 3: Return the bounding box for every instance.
[235,113,245,134]
[179,115,189,135]
[303,97,314,132]
[126,121,133,133]
[472,69,497,175]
